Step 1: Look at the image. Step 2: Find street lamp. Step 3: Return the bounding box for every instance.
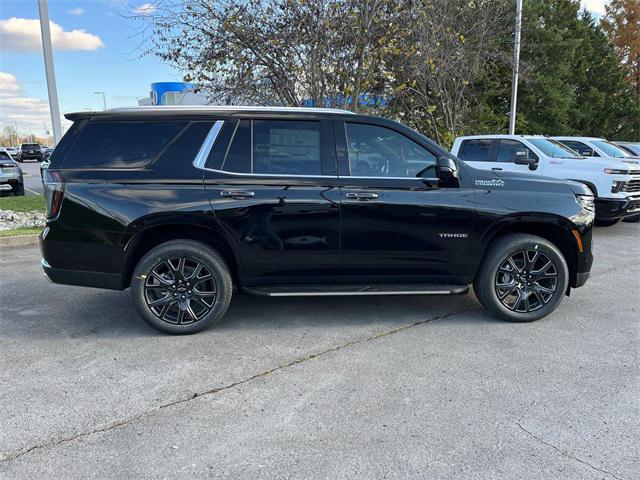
[94,91,107,111]
[509,0,523,135]
[38,0,63,144]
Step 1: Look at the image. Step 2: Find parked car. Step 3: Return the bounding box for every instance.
[553,136,640,160]
[18,143,43,162]
[451,135,640,227]
[40,158,50,179]
[43,147,54,159]
[614,141,640,157]
[41,106,594,334]
[0,148,25,196]
[4,146,19,159]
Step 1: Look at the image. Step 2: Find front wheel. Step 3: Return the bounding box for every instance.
[474,234,569,322]
[131,240,233,334]
[623,214,640,223]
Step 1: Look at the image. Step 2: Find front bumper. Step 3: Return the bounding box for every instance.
[595,196,640,220]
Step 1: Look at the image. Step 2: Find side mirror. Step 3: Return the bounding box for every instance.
[513,149,538,170]
[437,157,460,187]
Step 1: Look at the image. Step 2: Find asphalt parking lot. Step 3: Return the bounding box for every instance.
[0,223,638,479]
[17,161,44,195]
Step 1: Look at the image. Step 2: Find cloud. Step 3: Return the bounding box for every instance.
[581,0,609,16]
[0,17,104,52]
[0,72,64,132]
[67,7,86,16]
[131,3,158,16]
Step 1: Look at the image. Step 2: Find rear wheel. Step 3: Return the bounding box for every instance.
[474,234,568,322]
[131,240,232,334]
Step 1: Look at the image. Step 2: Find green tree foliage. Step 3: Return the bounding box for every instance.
[140,0,640,144]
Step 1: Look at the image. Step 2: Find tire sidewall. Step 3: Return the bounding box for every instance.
[480,235,569,322]
[131,240,232,334]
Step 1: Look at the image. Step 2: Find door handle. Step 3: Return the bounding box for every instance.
[220,190,255,199]
[345,192,379,201]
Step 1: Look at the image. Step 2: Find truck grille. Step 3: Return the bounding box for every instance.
[623,179,640,193]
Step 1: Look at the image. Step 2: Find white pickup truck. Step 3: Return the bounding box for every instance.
[451,135,640,226]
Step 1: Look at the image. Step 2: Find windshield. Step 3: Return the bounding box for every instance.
[622,143,640,156]
[21,144,39,149]
[592,140,631,158]
[528,138,582,158]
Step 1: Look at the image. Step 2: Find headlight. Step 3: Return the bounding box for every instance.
[604,168,629,174]
[575,194,595,212]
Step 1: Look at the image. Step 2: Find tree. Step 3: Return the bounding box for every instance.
[143,0,398,111]
[602,0,640,97]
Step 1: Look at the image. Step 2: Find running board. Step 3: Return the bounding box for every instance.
[244,284,469,297]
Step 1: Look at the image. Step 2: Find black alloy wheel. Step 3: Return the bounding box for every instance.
[474,233,568,322]
[144,257,217,325]
[131,240,232,334]
[494,249,558,313]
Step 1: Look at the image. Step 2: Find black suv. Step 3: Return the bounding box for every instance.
[41,107,594,334]
[19,143,43,162]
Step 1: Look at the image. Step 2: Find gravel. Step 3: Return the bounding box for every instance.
[0,210,46,231]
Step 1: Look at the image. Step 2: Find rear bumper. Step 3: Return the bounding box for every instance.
[41,258,124,290]
[595,197,640,220]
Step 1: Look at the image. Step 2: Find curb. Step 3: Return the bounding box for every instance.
[0,234,40,248]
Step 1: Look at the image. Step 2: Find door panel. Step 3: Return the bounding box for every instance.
[205,175,341,283]
[336,120,475,282]
[204,118,341,284]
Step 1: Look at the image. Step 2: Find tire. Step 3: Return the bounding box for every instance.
[474,234,569,323]
[12,183,25,196]
[623,214,640,223]
[130,240,232,334]
[595,218,621,227]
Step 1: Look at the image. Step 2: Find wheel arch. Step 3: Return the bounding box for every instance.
[568,179,598,197]
[122,223,241,289]
[479,217,580,288]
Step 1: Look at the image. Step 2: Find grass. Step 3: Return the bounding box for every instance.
[0,194,46,212]
[0,227,42,238]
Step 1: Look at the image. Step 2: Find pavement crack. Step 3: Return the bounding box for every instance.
[1,306,476,464]
[513,420,625,480]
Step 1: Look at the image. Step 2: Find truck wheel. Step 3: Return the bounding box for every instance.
[130,240,232,334]
[622,214,639,223]
[595,219,620,227]
[474,234,568,322]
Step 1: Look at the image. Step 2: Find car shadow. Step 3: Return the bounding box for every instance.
[1,286,496,340]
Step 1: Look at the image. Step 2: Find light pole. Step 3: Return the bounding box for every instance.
[37,0,63,144]
[509,0,523,135]
[94,91,107,111]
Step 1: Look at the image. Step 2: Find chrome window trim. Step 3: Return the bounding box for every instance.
[198,166,438,182]
[192,120,224,169]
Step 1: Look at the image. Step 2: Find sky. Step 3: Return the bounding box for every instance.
[0,0,611,137]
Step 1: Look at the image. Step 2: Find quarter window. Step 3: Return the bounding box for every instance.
[223,120,251,173]
[345,123,437,178]
[458,139,493,162]
[252,120,321,175]
[63,121,187,168]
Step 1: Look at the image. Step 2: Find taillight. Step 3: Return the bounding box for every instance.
[0,162,16,169]
[43,169,64,219]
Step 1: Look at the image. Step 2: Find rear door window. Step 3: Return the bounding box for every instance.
[222,120,251,173]
[458,139,494,162]
[62,121,187,168]
[252,120,321,175]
